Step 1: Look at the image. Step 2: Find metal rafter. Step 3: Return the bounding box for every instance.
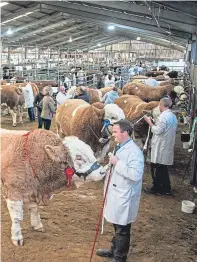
[68,35,114,49]
[94,30,185,52]
[105,22,187,46]
[8,18,76,42]
[29,22,87,44]
[1,4,40,24]
[114,27,186,47]
[50,32,100,47]
[153,1,197,19]
[38,28,96,47]
[83,37,128,51]
[78,39,126,51]
[41,2,191,39]
[1,12,62,37]
[81,1,197,29]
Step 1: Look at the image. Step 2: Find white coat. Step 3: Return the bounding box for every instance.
[104,140,144,225]
[64,77,71,89]
[105,79,115,87]
[22,83,34,108]
[56,92,72,107]
[151,109,178,165]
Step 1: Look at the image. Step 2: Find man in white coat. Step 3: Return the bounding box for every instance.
[144,97,178,195]
[22,81,35,121]
[97,120,144,262]
[56,86,72,107]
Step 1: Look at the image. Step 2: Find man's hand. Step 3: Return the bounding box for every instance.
[144,115,153,127]
[109,155,118,165]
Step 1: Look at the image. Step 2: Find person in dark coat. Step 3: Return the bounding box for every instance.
[34,87,44,128]
[97,75,105,89]
[74,87,89,103]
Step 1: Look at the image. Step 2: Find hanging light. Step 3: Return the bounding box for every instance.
[7,28,12,35]
[68,37,72,42]
[97,43,101,47]
[108,25,115,30]
[0,2,9,7]
[136,37,141,41]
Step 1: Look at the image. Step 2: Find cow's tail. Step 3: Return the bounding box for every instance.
[31,83,39,97]
[97,90,103,102]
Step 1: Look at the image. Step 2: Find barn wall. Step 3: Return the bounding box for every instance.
[190,64,197,110]
[190,64,197,185]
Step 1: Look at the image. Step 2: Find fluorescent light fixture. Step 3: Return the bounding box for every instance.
[2,11,35,24]
[68,37,72,42]
[7,28,12,35]
[108,25,115,30]
[136,37,141,41]
[0,2,9,7]
[97,43,101,47]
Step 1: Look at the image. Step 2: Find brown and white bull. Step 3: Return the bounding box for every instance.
[1,129,107,246]
[115,95,159,148]
[85,87,102,103]
[66,86,102,104]
[1,85,25,126]
[30,80,58,89]
[56,99,125,161]
[122,80,179,102]
[99,86,123,97]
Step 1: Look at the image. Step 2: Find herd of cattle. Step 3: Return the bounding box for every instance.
[1,70,188,246]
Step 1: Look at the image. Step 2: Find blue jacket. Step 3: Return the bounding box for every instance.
[145,78,159,87]
[102,90,119,105]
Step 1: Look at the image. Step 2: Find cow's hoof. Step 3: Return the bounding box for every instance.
[12,124,16,127]
[18,239,24,246]
[19,121,23,124]
[34,227,45,232]
[12,239,24,246]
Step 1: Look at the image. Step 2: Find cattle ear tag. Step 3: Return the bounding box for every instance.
[124,100,127,103]
[135,87,138,90]
[103,119,110,127]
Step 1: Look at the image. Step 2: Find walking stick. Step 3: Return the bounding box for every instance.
[89,152,115,262]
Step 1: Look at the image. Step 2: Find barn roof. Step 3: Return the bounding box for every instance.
[1,1,196,52]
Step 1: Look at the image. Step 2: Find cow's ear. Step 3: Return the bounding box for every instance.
[92,106,104,120]
[44,145,62,163]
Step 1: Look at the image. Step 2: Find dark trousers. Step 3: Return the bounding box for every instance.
[151,163,171,194]
[28,107,35,121]
[110,223,131,262]
[42,118,51,130]
[37,111,43,129]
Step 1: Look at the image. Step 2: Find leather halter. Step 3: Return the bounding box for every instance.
[75,161,101,180]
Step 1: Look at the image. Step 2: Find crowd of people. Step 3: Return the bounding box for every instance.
[22,82,56,130]
[7,62,180,262]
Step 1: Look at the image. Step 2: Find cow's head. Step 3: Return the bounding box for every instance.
[174,85,184,95]
[62,136,106,186]
[102,104,125,136]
